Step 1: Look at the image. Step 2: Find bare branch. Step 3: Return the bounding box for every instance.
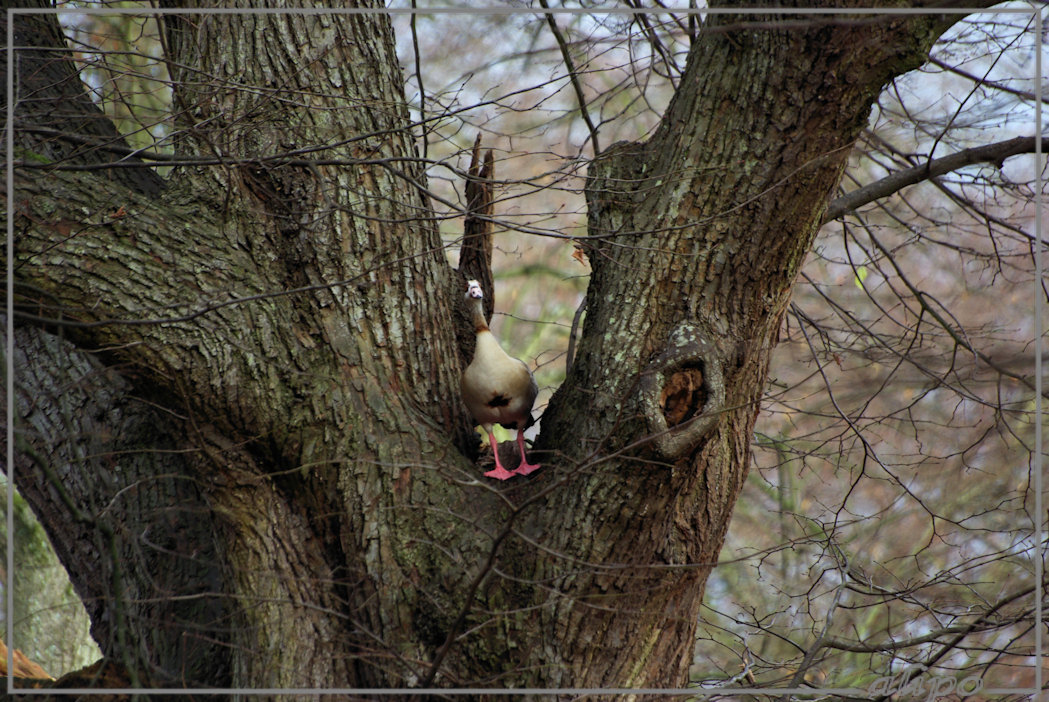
[823,135,1038,223]
[537,0,602,154]
[927,54,1049,105]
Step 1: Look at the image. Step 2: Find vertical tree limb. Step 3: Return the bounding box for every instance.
[457,133,496,319]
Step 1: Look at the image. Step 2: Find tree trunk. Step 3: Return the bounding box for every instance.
[7,0,989,693]
[525,5,977,688]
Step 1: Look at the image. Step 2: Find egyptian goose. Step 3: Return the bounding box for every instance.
[461,279,541,480]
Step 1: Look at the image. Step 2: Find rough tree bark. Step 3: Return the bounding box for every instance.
[528,4,992,688]
[6,0,996,694]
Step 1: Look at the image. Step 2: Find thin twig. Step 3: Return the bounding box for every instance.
[537,0,601,155]
[410,0,427,160]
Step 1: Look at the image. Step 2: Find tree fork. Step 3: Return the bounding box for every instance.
[8,1,1002,694]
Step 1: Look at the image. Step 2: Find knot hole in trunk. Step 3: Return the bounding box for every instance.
[640,322,726,460]
[660,363,706,427]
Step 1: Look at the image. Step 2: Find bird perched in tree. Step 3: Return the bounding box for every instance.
[460,279,541,480]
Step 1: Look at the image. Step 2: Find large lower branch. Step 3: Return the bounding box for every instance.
[8,324,229,686]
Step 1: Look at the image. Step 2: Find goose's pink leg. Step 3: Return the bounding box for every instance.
[512,431,541,476]
[483,431,516,480]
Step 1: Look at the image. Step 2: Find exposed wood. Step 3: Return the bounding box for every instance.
[458,133,496,316]
[0,638,53,682]
[456,135,497,364]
